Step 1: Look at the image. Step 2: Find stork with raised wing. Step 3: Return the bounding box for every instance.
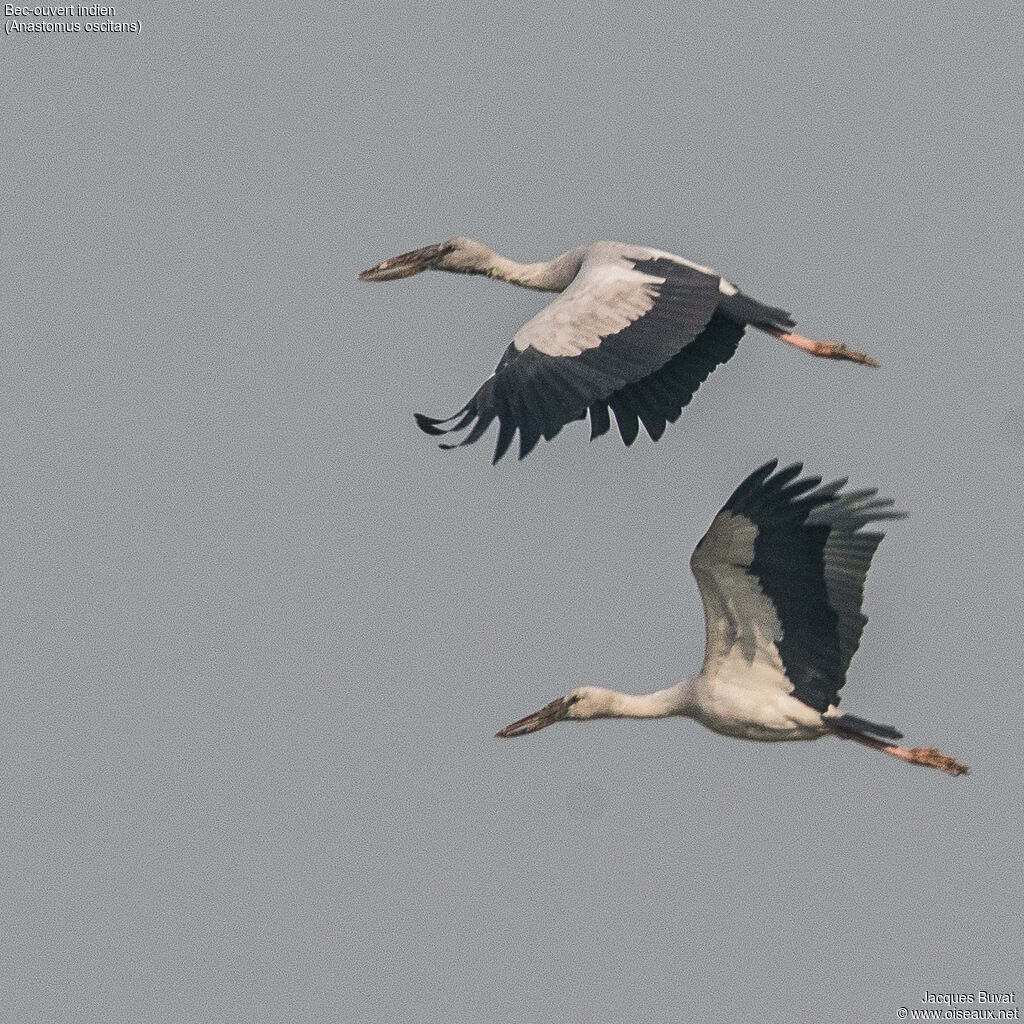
[496,460,968,777]
[359,238,878,462]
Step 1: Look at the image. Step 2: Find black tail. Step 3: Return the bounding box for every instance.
[718,291,796,333]
[825,713,904,742]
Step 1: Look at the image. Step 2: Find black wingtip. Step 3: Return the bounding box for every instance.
[588,402,611,441]
[726,459,781,510]
[414,412,447,436]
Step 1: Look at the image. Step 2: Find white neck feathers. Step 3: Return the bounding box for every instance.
[437,239,585,293]
[583,685,686,721]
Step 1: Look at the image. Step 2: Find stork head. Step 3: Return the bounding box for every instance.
[496,686,616,738]
[358,238,485,281]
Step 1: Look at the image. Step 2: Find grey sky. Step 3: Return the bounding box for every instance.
[3,2,1022,1022]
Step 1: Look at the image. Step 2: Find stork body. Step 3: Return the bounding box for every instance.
[359,238,877,462]
[496,461,968,778]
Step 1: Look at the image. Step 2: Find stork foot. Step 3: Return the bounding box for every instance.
[882,744,970,777]
[829,724,969,777]
[769,329,879,368]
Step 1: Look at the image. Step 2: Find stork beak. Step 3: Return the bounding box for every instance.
[358,242,449,282]
[496,696,572,738]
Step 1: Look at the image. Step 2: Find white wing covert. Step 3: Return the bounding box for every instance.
[416,247,792,461]
[690,461,905,712]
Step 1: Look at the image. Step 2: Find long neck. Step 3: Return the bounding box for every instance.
[440,242,585,293]
[598,685,686,720]
[487,249,584,292]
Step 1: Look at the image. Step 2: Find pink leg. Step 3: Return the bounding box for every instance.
[763,327,879,368]
[829,728,969,777]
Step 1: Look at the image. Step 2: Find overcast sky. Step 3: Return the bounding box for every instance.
[3,2,1022,1022]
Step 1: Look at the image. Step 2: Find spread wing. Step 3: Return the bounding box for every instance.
[689,460,905,712]
[417,247,789,461]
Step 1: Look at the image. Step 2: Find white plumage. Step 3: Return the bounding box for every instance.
[495,460,968,777]
[360,238,878,462]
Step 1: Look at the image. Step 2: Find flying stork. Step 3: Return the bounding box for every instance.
[359,238,878,462]
[496,460,969,777]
